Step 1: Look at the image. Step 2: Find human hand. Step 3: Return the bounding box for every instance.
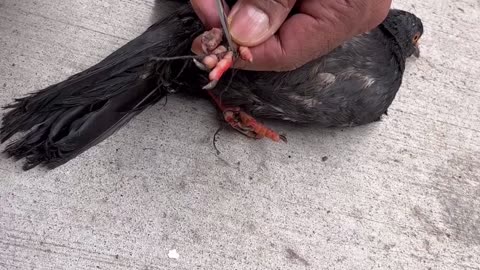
[190,0,392,71]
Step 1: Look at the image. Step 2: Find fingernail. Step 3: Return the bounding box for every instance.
[229,4,270,44]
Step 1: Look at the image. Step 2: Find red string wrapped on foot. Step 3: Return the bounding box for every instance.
[192,28,253,90]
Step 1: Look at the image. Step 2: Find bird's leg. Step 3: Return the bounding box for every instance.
[192,28,253,90]
[191,29,284,142]
[206,90,287,143]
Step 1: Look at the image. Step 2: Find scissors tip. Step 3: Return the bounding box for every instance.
[215,0,237,52]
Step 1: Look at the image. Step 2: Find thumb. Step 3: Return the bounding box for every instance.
[228,0,296,46]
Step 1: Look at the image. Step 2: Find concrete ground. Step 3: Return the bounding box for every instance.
[0,0,479,269]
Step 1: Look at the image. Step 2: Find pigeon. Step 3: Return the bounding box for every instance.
[0,1,424,170]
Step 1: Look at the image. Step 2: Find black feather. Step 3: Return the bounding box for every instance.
[1,4,205,170]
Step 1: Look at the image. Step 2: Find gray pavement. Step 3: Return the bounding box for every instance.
[0,0,479,269]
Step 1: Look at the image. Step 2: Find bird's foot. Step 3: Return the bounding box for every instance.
[192,28,253,90]
[206,90,286,143]
[224,108,287,143]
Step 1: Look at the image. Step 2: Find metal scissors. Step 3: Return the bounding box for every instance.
[215,0,238,57]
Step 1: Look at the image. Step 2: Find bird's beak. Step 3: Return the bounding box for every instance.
[413,41,420,58]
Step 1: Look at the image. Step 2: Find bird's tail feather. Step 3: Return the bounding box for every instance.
[0,4,204,170]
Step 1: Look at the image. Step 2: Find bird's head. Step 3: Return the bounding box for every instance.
[383,9,424,58]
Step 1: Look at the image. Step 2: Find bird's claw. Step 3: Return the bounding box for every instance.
[202,80,218,90]
[193,58,210,72]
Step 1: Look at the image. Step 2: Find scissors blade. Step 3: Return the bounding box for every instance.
[215,0,237,53]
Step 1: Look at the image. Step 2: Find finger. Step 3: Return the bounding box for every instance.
[228,0,297,46]
[234,0,392,71]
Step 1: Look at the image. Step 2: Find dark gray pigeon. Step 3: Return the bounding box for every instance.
[0,1,424,170]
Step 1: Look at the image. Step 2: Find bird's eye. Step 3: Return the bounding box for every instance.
[413,32,421,42]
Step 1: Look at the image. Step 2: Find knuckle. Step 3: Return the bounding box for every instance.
[257,0,295,11]
[316,0,388,33]
[343,0,391,28]
[270,0,292,9]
